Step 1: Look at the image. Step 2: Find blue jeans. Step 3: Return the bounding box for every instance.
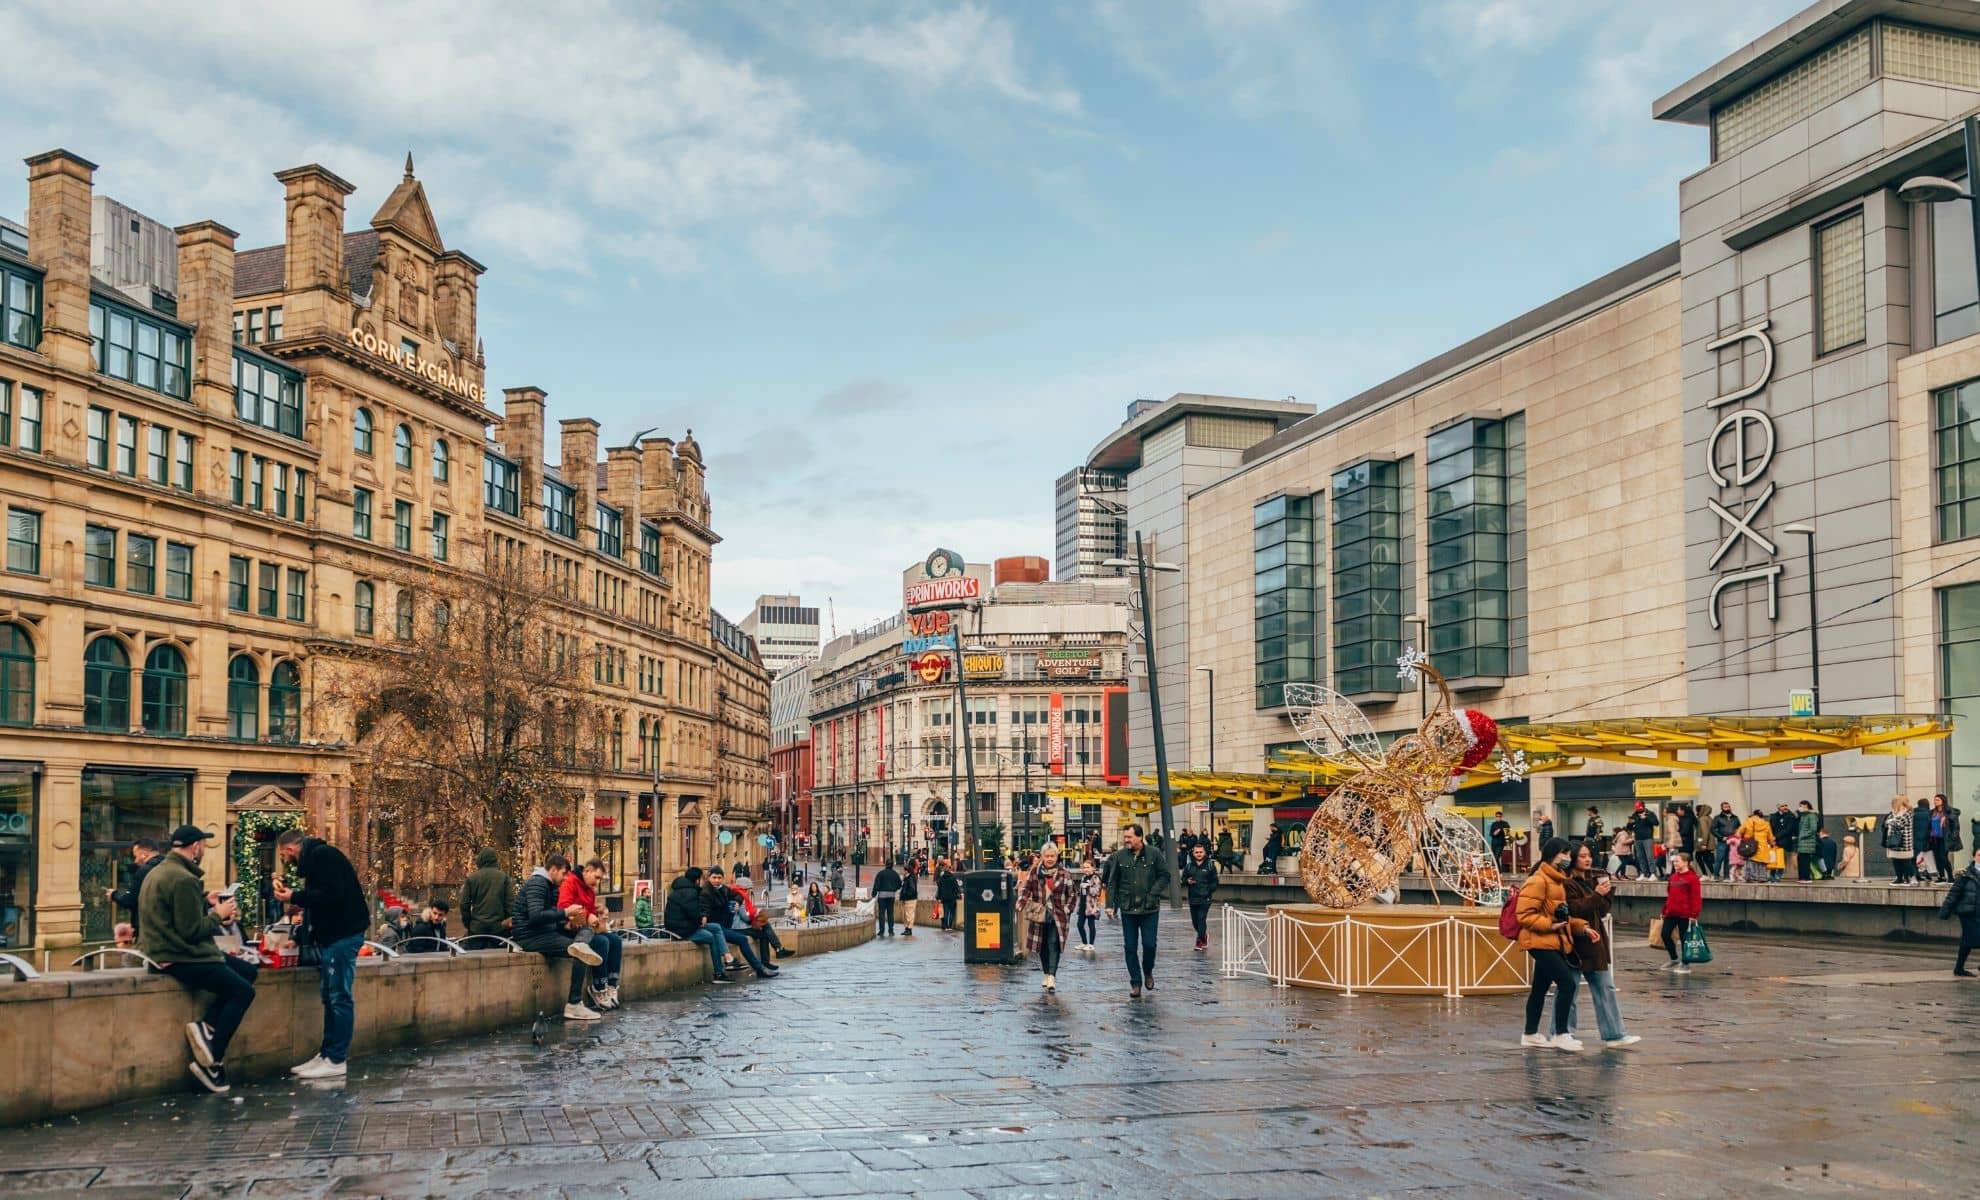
[1120,910,1159,986]
[689,926,726,976]
[1711,845,1729,879]
[580,930,623,985]
[1560,968,1627,1042]
[318,932,363,1063]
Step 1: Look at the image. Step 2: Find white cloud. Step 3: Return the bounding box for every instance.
[1092,0,1360,127]
[823,4,1082,114]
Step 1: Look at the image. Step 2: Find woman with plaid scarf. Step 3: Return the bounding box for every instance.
[1020,843,1080,992]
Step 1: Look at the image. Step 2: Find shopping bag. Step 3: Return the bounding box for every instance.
[1645,916,1664,947]
[1680,922,1712,964]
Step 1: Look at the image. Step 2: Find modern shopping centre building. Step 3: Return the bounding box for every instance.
[1175,1,1980,839]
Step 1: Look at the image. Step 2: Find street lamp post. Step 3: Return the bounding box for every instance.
[1900,116,1980,302]
[1105,533,1184,906]
[1782,523,1824,820]
[952,617,987,869]
[1195,665,1215,772]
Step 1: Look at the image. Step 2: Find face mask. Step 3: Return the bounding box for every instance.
[1553,856,1571,870]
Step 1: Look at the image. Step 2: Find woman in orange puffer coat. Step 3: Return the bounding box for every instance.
[1516,837,1594,1052]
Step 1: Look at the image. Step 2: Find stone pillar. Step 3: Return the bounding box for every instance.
[24,149,95,375]
[604,445,643,558]
[272,163,355,339]
[33,762,84,950]
[433,249,483,362]
[174,221,238,423]
[499,387,546,517]
[559,418,599,546]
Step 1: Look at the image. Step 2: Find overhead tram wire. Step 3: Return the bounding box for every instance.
[1533,545,1980,723]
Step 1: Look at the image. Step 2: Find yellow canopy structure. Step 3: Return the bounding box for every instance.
[1498,713,1950,772]
[1046,714,1951,813]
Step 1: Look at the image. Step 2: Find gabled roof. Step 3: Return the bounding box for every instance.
[370,154,443,252]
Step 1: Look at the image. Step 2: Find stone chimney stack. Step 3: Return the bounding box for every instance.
[500,386,546,517]
[175,221,238,422]
[605,444,643,550]
[273,164,355,339]
[434,249,483,356]
[640,436,676,515]
[559,418,600,545]
[24,149,97,374]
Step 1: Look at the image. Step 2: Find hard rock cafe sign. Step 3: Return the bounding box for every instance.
[346,326,484,404]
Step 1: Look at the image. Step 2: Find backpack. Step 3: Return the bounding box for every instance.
[1498,888,1522,940]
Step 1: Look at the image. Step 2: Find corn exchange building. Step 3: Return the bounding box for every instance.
[0,149,767,952]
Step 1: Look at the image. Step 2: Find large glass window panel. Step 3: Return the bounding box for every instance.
[78,768,187,941]
[0,623,31,726]
[84,525,115,587]
[141,644,186,735]
[83,637,130,731]
[6,509,40,575]
[227,556,249,611]
[227,656,259,740]
[164,542,192,601]
[269,660,301,743]
[125,534,155,594]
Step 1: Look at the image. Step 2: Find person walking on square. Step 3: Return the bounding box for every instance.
[1020,842,1077,992]
[935,860,960,931]
[1627,802,1658,881]
[272,829,371,1080]
[1938,855,1980,975]
[1103,823,1173,998]
[1660,851,1704,974]
[1075,860,1102,953]
[1181,842,1219,952]
[1883,797,1917,884]
[1516,837,1590,1052]
[898,861,919,937]
[871,860,902,937]
[1561,842,1638,1048]
[141,825,256,1094]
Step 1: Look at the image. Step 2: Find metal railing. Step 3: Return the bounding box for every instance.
[69,948,160,971]
[455,934,525,953]
[1218,904,1273,981]
[0,952,40,981]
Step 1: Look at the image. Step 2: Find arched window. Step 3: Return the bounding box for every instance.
[393,424,413,469]
[395,589,415,640]
[0,621,32,727]
[355,580,375,634]
[141,643,187,736]
[269,660,301,744]
[354,407,374,456]
[432,437,450,482]
[83,636,130,731]
[227,654,259,740]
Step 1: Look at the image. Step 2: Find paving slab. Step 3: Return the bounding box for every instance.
[0,917,1970,1197]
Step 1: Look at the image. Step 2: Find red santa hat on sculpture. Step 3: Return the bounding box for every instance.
[1445,708,1499,792]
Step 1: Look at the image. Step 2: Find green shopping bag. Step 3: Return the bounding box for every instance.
[1680,921,1712,965]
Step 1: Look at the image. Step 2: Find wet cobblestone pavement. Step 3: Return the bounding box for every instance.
[2,914,1974,1198]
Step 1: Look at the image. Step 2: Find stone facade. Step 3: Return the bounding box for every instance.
[0,150,764,950]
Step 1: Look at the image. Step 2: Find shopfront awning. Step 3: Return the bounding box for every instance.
[1498,714,1951,772]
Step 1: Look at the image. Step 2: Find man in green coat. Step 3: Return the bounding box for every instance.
[1795,801,1823,880]
[459,848,515,940]
[1103,823,1174,998]
[139,825,256,1094]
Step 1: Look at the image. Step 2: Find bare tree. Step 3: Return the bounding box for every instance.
[317,547,609,891]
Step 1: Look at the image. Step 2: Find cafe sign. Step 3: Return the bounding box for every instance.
[346,326,484,403]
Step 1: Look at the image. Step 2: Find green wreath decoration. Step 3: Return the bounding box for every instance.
[233,809,306,932]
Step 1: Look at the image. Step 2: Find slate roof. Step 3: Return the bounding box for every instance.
[233,229,381,298]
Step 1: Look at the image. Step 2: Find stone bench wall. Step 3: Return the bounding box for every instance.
[0,916,872,1126]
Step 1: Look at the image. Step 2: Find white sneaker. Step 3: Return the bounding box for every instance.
[604,985,621,1008]
[1519,1033,1552,1048]
[1043,973,1055,991]
[563,1002,602,1021]
[289,1055,325,1076]
[1551,1034,1584,1052]
[567,942,603,967]
[295,1058,347,1079]
[1672,964,1691,975]
[1604,1035,1642,1048]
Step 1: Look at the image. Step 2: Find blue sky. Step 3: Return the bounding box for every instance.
[1,0,1806,631]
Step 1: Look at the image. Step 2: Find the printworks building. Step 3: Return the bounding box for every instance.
[1184,0,1980,839]
[805,560,1133,861]
[0,150,766,951]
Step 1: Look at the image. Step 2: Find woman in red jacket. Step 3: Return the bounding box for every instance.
[1661,851,1704,975]
[557,859,623,1009]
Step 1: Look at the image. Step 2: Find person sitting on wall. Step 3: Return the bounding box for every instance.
[403,900,451,949]
[704,867,777,978]
[140,825,255,1094]
[558,858,624,1010]
[511,853,605,1022]
[731,876,792,962]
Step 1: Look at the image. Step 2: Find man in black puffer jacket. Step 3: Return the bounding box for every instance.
[1941,857,1980,976]
[511,853,604,1021]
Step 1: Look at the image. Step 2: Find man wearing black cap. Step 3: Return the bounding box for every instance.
[272,829,370,1081]
[138,825,255,1094]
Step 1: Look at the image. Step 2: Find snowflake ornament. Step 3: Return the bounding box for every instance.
[1395,646,1430,685]
[1496,749,1529,784]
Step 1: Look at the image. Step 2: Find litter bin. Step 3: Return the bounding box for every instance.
[962,869,1021,964]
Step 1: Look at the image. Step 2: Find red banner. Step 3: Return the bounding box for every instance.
[1048,693,1065,775]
